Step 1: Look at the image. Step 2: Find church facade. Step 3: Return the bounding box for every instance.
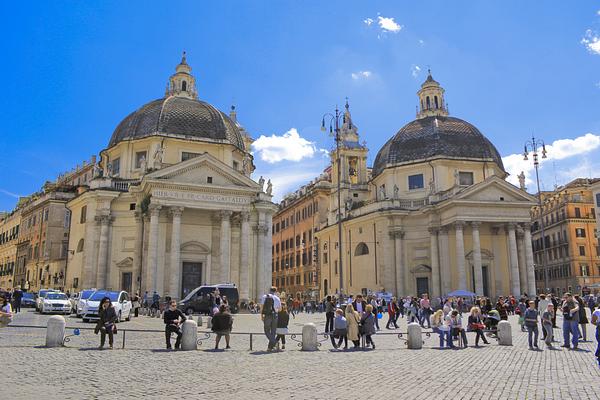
[315,72,538,301]
[65,54,277,302]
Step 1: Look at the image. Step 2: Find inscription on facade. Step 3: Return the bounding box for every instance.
[152,189,251,204]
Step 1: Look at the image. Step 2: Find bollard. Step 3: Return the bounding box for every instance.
[497,320,512,346]
[197,315,203,326]
[301,323,318,351]
[46,315,66,348]
[407,322,423,349]
[180,319,198,350]
[206,316,212,329]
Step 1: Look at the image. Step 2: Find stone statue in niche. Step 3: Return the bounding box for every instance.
[139,155,147,173]
[379,185,386,200]
[153,145,164,169]
[428,178,436,194]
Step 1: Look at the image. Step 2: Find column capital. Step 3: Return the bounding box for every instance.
[491,225,502,235]
[454,220,465,230]
[241,211,251,222]
[521,222,532,230]
[220,210,233,220]
[428,227,439,235]
[470,221,482,229]
[439,225,449,235]
[169,206,184,218]
[254,224,269,235]
[148,204,162,217]
[506,222,517,231]
[134,210,143,222]
[389,230,405,239]
[94,214,113,225]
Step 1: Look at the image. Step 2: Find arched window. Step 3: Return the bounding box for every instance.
[182,81,187,91]
[76,238,85,253]
[426,96,431,109]
[434,96,439,109]
[354,242,369,256]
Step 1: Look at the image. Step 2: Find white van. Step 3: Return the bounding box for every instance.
[82,290,132,323]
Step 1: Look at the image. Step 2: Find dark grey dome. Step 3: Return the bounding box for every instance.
[108,96,245,149]
[373,116,505,176]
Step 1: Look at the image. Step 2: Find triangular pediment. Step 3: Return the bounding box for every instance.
[452,176,537,203]
[144,152,260,189]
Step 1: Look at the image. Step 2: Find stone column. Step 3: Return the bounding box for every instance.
[82,215,99,289]
[95,214,111,289]
[455,221,467,291]
[523,223,537,296]
[439,226,451,296]
[428,227,441,299]
[239,212,250,302]
[507,223,521,297]
[491,226,503,297]
[255,223,267,299]
[516,226,528,295]
[132,211,143,294]
[471,222,484,296]
[264,212,273,293]
[219,211,232,284]
[391,230,405,297]
[147,205,161,293]
[169,207,184,299]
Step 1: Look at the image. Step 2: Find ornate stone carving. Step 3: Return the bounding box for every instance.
[266,179,273,196]
[428,227,439,235]
[148,204,162,217]
[169,206,184,218]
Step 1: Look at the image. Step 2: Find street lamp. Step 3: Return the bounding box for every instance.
[523,135,548,293]
[321,104,345,301]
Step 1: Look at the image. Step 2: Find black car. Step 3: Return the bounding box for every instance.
[178,284,239,315]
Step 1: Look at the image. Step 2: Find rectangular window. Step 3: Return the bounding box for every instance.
[459,171,474,186]
[80,205,87,224]
[112,158,120,176]
[591,208,596,219]
[334,260,338,275]
[233,161,239,170]
[181,152,200,162]
[581,264,589,277]
[135,151,147,169]
[575,228,586,238]
[574,207,581,218]
[207,177,213,184]
[408,174,424,190]
[596,193,600,207]
[579,246,586,256]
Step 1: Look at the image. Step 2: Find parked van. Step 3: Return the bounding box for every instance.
[178,284,239,314]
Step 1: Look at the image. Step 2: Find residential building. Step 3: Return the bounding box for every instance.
[0,209,21,289]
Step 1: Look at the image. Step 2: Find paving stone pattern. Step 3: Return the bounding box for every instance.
[2,309,599,399]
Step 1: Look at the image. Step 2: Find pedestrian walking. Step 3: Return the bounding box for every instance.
[496,297,508,320]
[468,307,489,346]
[131,292,141,318]
[261,286,281,352]
[420,294,432,328]
[150,291,160,317]
[163,299,186,349]
[360,304,376,349]
[275,303,290,350]
[11,286,22,314]
[0,294,13,328]
[369,296,380,331]
[591,305,600,365]
[575,295,588,342]
[516,297,527,332]
[561,293,580,349]
[330,308,348,349]
[345,303,361,349]
[386,297,399,329]
[537,294,551,340]
[324,296,334,333]
[431,309,451,348]
[524,301,540,350]
[542,303,554,348]
[95,297,118,350]
[212,304,233,350]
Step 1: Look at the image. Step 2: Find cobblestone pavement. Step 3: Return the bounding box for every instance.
[2,308,599,399]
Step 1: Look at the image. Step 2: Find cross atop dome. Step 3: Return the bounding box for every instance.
[416,69,448,119]
[165,51,198,99]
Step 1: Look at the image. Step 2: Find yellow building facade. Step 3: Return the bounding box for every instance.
[0,210,20,289]
[316,72,537,301]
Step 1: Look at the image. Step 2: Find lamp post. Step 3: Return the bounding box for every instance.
[523,136,548,293]
[321,105,344,301]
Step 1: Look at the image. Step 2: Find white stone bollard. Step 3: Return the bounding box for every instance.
[301,323,318,351]
[197,315,203,326]
[206,316,212,329]
[497,320,512,346]
[46,315,66,348]
[180,319,198,351]
[407,322,423,349]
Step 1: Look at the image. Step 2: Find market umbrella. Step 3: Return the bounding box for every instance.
[447,289,477,297]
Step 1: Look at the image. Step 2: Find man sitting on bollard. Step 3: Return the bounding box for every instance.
[261,286,281,352]
[164,300,186,350]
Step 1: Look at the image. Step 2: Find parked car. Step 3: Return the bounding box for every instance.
[36,289,59,312]
[40,292,72,315]
[73,289,96,317]
[178,284,239,315]
[21,292,36,308]
[82,290,132,323]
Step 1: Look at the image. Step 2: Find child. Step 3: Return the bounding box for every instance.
[542,303,554,348]
[524,300,540,350]
[275,303,290,350]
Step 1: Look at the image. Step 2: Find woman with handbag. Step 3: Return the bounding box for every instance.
[431,309,451,348]
[330,308,348,349]
[95,296,118,350]
[516,298,527,332]
[468,307,489,346]
[275,303,290,350]
[360,304,376,349]
[345,303,361,349]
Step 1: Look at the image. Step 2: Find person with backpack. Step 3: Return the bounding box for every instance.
[261,286,281,352]
[0,294,13,328]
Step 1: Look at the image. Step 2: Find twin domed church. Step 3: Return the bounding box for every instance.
[65,54,536,303]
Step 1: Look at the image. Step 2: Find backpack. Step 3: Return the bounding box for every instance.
[262,295,275,316]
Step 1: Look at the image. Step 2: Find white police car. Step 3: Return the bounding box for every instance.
[40,292,72,314]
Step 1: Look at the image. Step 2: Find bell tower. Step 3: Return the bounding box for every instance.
[165,51,198,99]
[416,70,448,119]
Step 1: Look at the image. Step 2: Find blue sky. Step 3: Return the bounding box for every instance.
[1,1,600,209]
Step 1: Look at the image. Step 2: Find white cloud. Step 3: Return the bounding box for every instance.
[581,29,600,55]
[377,16,402,33]
[502,133,600,187]
[363,18,373,26]
[597,10,600,16]
[418,39,425,46]
[252,128,320,164]
[351,70,372,80]
[411,64,421,78]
